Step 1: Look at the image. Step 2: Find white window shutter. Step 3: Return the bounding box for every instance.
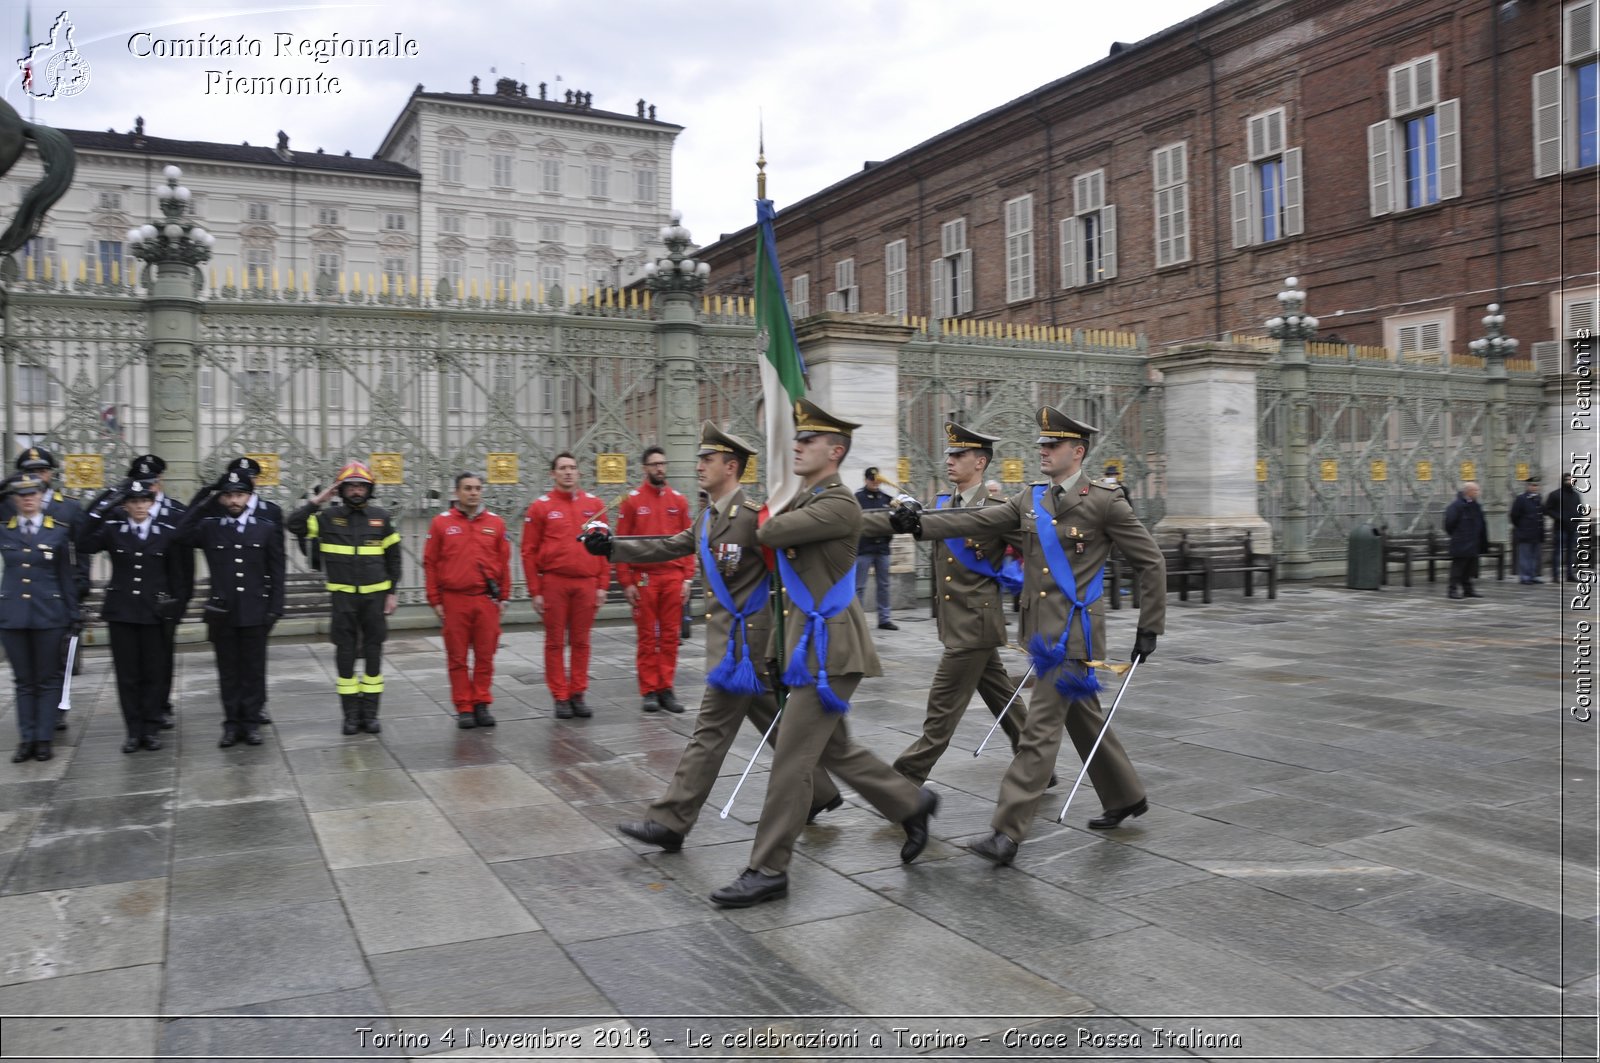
[1283,147,1304,236]
[1090,171,1105,211]
[1229,163,1253,247]
[1153,147,1171,188]
[1059,219,1078,288]
[1248,115,1267,160]
[825,291,843,312]
[1267,109,1286,156]
[1368,121,1394,217]
[1436,98,1461,200]
[1567,296,1599,335]
[1568,0,1598,63]
[931,258,950,320]
[1419,321,1443,352]
[1533,68,1565,178]
[1532,340,1563,375]
[956,249,973,314]
[1415,56,1439,110]
[1101,204,1118,280]
[1390,65,1413,117]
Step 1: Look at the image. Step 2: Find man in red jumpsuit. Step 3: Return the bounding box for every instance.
[522,452,609,719]
[424,472,512,729]
[615,445,695,714]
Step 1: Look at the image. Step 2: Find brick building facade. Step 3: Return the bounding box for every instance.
[699,0,1598,366]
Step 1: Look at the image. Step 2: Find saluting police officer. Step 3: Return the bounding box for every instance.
[4,448,90,720]
[861,421,1033,785]
[128,454,187,730]
[287,461,401,735]
[894,407,1166,866]
[0,475,80,763]
[175,468,286,747]
[582,422,844,853]
[79,479,188,752]
[222,457,284,524]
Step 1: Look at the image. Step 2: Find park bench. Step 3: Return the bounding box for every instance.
[1381,529,1505,587]
[1108,531,1209,609]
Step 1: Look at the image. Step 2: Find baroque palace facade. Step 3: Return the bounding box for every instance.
[2,75,681,301]
[700,0,1598,373]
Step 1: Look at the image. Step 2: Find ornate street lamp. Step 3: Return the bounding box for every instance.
[1468,303,1519,362]
[643,210,711,297]
[1265,276,1318,580]
[128,165,214,275]
[1471,303,1518,525]
[644,209,709,495]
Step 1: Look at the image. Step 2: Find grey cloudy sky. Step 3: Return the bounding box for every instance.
[10,0,1218,241]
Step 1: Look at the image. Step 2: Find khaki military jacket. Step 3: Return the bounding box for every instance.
[917,478,1165,660]
[610,488,771,675]
[756,480,883,679]
[863,486,1010,651]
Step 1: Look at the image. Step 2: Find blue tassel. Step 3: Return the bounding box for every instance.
[722,652,765,697]
[1028,632,1067,675]
[706,645,740,691]
[1056,668,1102,699]
[817,673,851,714]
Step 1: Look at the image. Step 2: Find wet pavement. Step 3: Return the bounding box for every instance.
[0,575,1594,1061]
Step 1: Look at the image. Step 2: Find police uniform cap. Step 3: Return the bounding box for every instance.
[697,420,756,460]
[124,479,158,500]
[229,456,263,477]
[1035,405,1098,446]
[219,469,255,493]
[793,398,859,440]
[1525,473,1541,484]
[8,474,44,496]
[15,446,55,471]
[127,453,166,479]
[944,419,1001,455]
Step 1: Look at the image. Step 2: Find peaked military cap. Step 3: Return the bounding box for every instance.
[697,420,756,460]
[8,474,44,496]
[793,398,860,440]
[124,479,158,500]
[15,446,54,471]
[1035,405,1098,446]
[218,469,255,493]
[944,419,1001,455]
[127,453,166,479]
[229,456,263,477]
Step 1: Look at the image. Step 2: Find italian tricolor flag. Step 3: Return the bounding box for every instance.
[754,197,807,514]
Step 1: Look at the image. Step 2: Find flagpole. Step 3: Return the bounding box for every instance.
[758,129,789,736]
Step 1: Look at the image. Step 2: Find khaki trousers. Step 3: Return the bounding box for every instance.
[649,685,841,835]
[749,675,922,874]
[993,660,1143,842]
[894,646,1025,785]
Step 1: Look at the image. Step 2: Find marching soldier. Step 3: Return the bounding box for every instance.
[893,406,1166,865]
[287,461,401,735]
[78,479,188,752]
[860,420,1034,785]
[708,400,937,908]
[127,453,187,729]
[581,422,844,853]
[0,475,80,763]
[174,468,286,747]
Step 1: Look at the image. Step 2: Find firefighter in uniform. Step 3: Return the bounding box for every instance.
[615,445,695,714]
[127,454,187,729]
[0,475,79,763]
[79,479,188,752]
[175,468,286,747]
[582,423,844,851]
[424,472,512,728]
[287,461,401,735]
[893,406,1166,866]
[522,452,609,719]
[860,420,1035,785]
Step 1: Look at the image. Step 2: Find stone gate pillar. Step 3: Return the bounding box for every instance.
[792,312,913,488]
[145,261,203,498]
[1148,342,1275,555]
[655,289,701,489]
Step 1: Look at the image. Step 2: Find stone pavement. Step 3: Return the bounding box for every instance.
[0,576,1594,1062]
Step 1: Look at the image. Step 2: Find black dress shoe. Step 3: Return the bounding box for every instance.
[553,700,573,720]
[159,712,175,730]
[1447,587,1464,600]
[257,712,273,725]
[658,689,685,714]
[1088,796,1149,830]
[12,743,34,763]
[617,819,685,852]
[242,728,264,746]
[140,735,163,751]
[878,621,899,631]
[570,693,592,718]
[900,787,940,863]
[218,728,238,748]
[122,737,141,754]
[710,868,789,908]
[473,703,497,728]
[33,742,52,762]
[457,711,477,729]
[55,711,68,731]
[1466,589,1484,598]
[807,794,844,824]
[969,831,1018,866]
[640,691,660,714]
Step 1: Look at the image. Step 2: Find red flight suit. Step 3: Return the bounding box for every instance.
[424,505,511,713]
[522,489,608,700]
[615,481,696,695]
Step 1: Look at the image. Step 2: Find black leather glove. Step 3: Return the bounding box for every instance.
[580,526,614,557]
[889,503,923,537]
[1132,629,1158,663]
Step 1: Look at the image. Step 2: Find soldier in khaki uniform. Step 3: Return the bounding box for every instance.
[581,422,842,851]
[896,406,1165,865]
[861,420,1031,784]
[709,399,938,908]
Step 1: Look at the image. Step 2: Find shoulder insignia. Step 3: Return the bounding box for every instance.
[1030,480,1048,486]
[742,499,761,511]
[629,489,639,496]
[43,516,55,528]
[1091,478,1118,490]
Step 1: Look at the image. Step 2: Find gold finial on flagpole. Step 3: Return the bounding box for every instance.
[756,110,767,200]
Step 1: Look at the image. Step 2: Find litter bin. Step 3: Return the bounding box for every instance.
[1347,523,1384,589]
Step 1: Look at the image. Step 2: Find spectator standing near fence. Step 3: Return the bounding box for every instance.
[615,445,695,715]
[854,467,896,630]
[522,453,609,719]
[1510,476,1546,584]
[1443,481,1488,600]
[1545,474,1584,582]
[425,473,512,729]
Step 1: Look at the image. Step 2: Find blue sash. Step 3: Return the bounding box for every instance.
[776,548,858,714]
[696,508,768,696]
[936,494,1024,595]
[1027,484,1104,698]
